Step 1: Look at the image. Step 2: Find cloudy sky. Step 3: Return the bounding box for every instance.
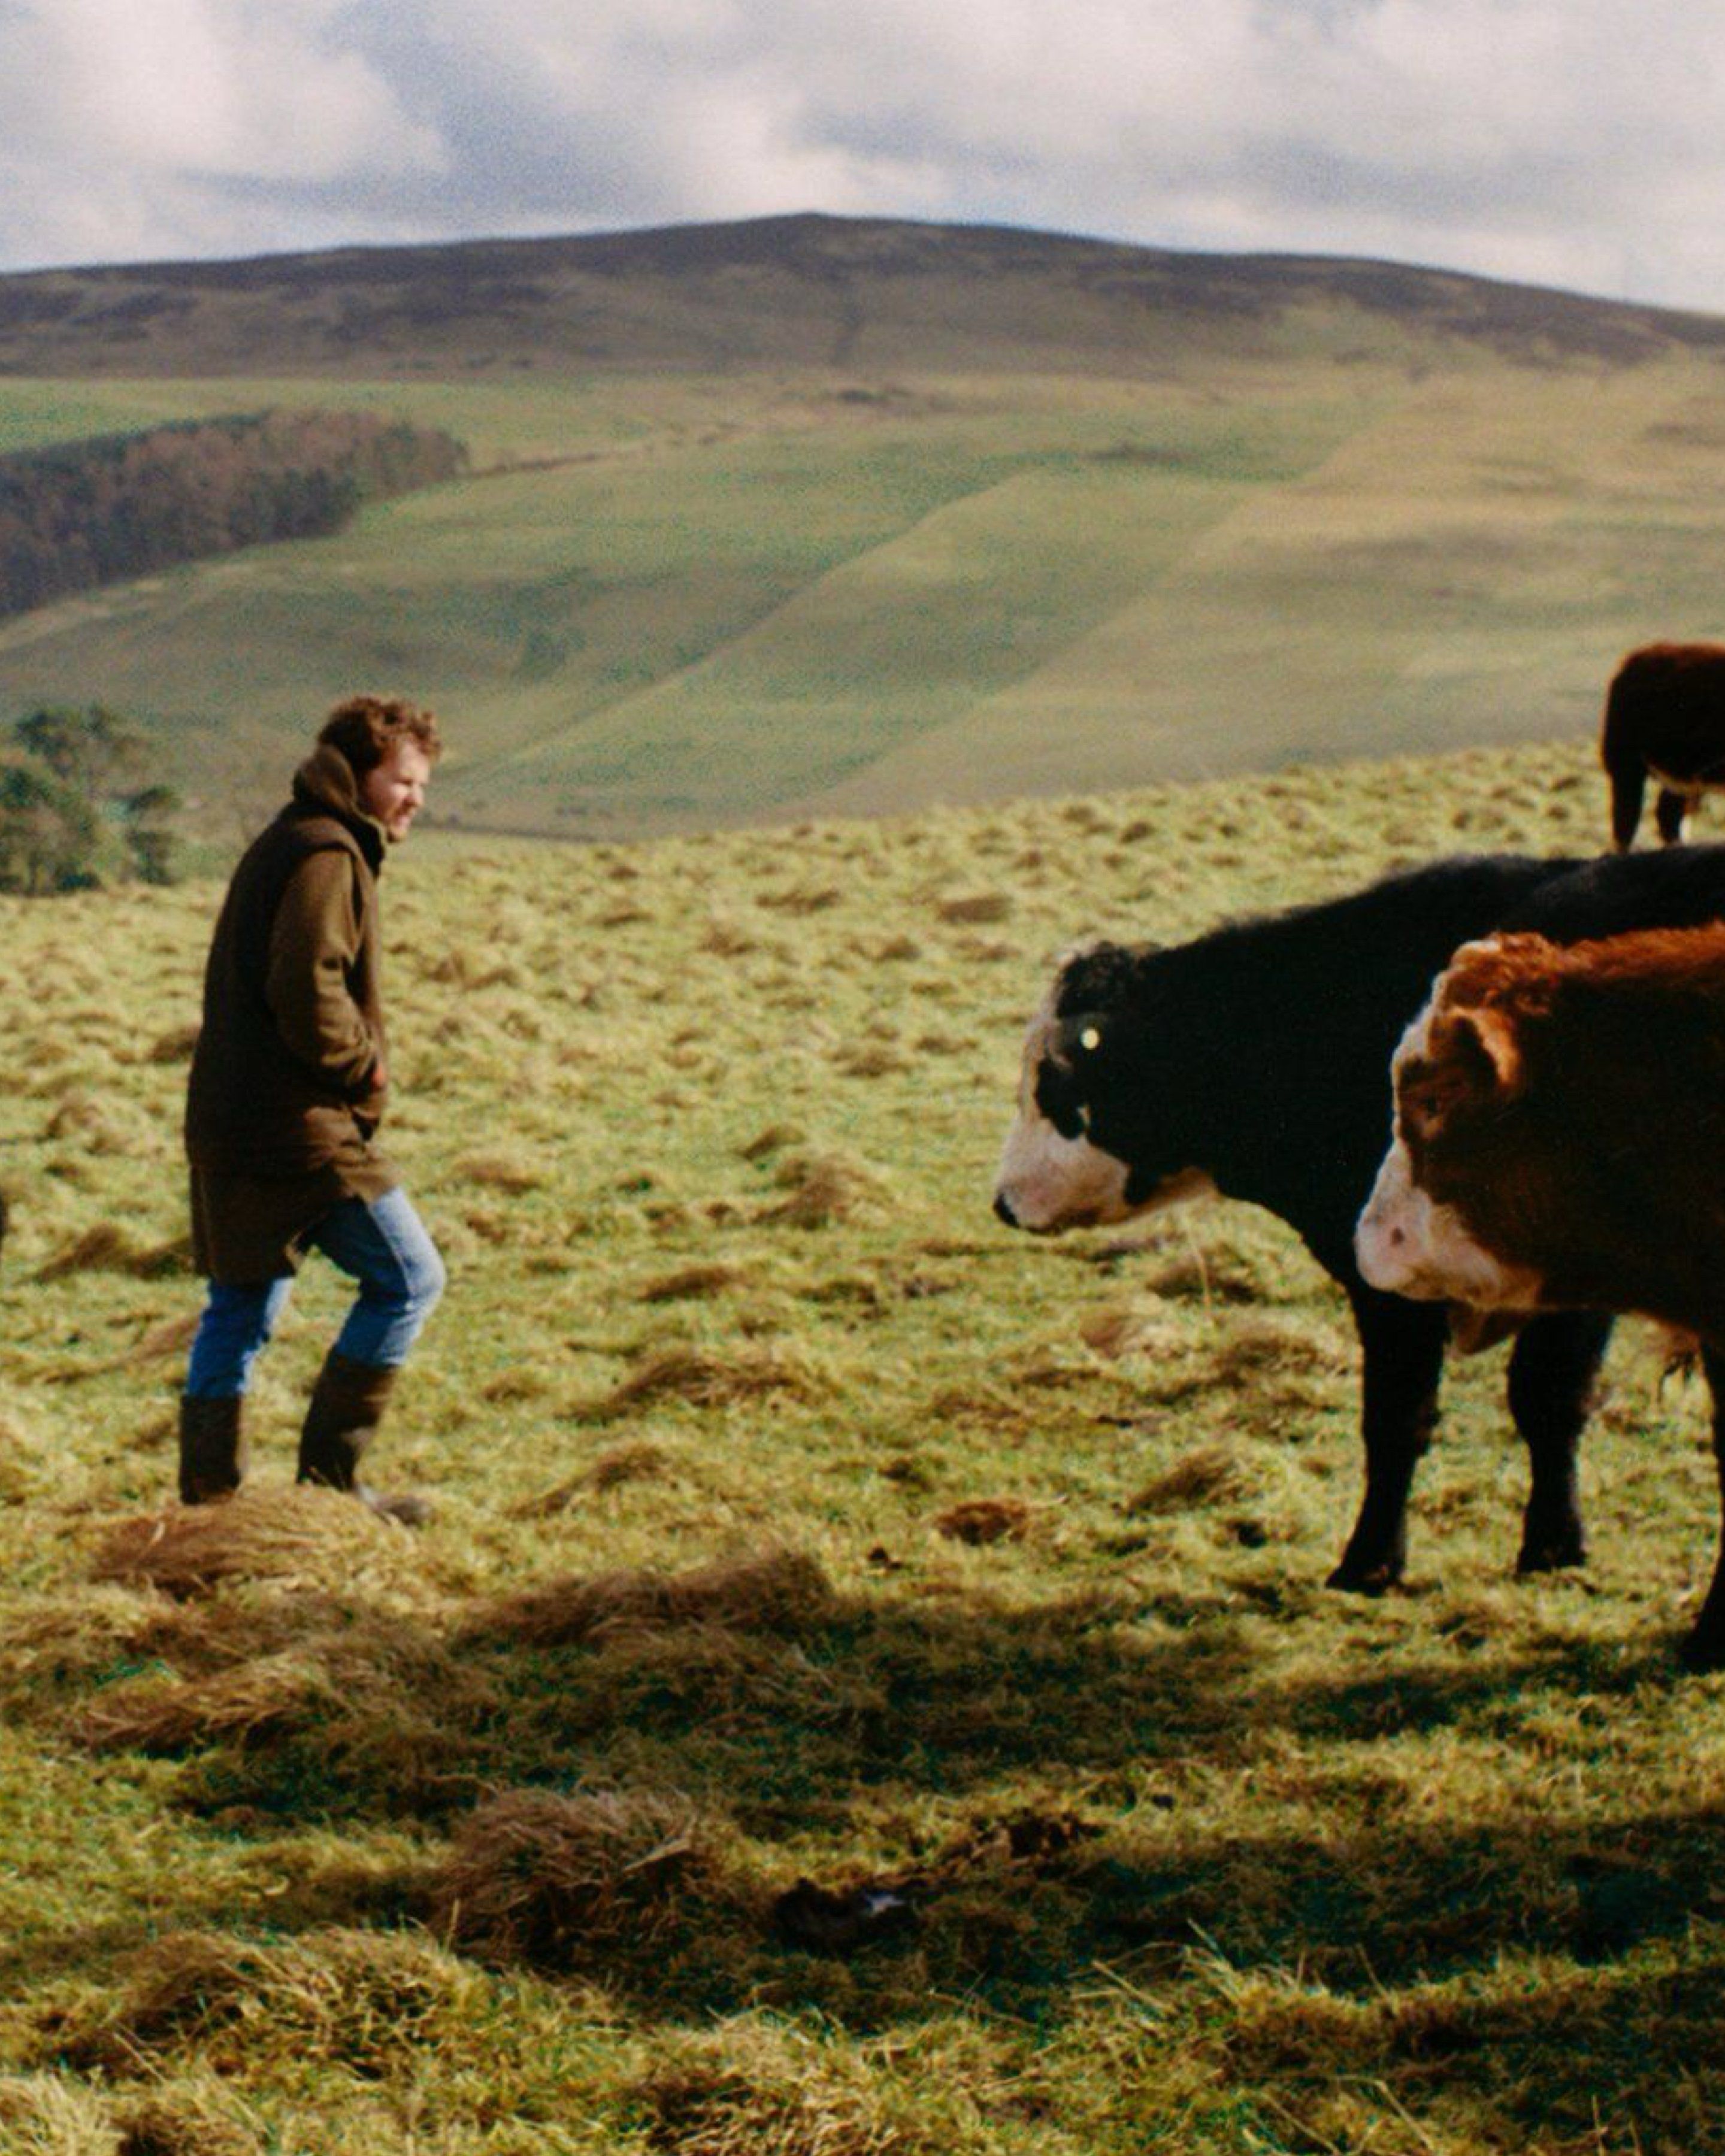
[0,0,1719,312]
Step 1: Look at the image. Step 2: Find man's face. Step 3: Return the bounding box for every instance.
[359,740,433,843]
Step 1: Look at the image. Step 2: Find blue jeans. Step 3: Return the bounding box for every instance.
[184,1188,446,1400]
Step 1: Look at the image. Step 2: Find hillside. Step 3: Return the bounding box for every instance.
[7,214,1725,380]
[0,216,1723,840]
[4,737,1725,2152]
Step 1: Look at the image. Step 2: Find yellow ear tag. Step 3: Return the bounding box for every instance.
[1080,1027,1101,1052]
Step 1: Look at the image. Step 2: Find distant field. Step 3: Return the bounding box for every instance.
[0,217,1723,844]
[9,738,1725,2152]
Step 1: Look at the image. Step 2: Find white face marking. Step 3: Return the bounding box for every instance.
[992,990,1215,1232]
[1355,1138,1545,1310]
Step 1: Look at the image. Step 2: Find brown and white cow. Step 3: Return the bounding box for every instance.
[1602,640,1725,849]
[1356,922,1725,1667]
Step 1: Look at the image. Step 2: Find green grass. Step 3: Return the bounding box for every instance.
[6,736,1725,2151]
[3,334,1724,844]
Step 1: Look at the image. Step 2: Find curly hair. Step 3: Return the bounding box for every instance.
[316,695,443,775]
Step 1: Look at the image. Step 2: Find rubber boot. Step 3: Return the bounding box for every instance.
[179,1394,246,1504]
[296,1348,432,1526]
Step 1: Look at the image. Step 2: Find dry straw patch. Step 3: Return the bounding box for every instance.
[468,1548,836,1649]
[71,1652,338,1756]
[755,1150,892,1228]
[628,2024,926,2156]
[0,2072,115,2155]
[90,1489,420,1600]
[55,1925,485,2078]
[428,1786,731,1970]
[582,1339,830,1421]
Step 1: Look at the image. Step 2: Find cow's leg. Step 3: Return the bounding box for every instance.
[1328,1282,1448,1593]
[1506,1310,1611,1574]
[1680,1344,1725,1670]
[1655,786,1692,845]
[1607,761,1647,850]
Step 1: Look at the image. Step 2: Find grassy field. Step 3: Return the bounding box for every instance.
[5,736,1725,2152]
[2,218,1725,841]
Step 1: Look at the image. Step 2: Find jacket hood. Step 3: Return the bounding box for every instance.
[290,744,386,870]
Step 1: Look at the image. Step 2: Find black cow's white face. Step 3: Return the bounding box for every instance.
[993,977,1216,1233]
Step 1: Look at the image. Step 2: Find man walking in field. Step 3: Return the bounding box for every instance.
[178,695,446,1522]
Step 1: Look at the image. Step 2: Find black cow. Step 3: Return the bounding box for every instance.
[994,846,1725,1591]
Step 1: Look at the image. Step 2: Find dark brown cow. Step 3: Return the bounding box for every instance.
[1602,641,1725,848]
[1355,922,1725,1666]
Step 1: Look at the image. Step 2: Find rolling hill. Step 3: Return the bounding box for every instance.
[1,214,1723,842]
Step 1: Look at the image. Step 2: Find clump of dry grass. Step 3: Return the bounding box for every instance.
[467,1548,836,1648]
[55,1925,483,2077]
[1079,1301,1189,1361]
[507,1439,677,1518]
[1127,1442,1257,1514]
[90,1489,415,1600]
[0,2072,115,2155]
[756,1150,891,1228]
[145,1022,202,1064]
[427,1785,729,1970]
[640,1261,752,1303]
[70,1652,337,1756]
[933,1498,1033,1546]
[626,2024,920,2156]
[37,1223,192,1282]
[583,1340,828,1420]
[452,1151,544,1193]
[118,2091,261,2156]
[936,891,1013,924]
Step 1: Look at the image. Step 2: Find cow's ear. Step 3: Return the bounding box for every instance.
[1446,1006,1524,1098]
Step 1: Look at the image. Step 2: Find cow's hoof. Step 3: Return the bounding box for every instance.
[1325,1557,1401,1597]
[1515,1531,1587,1576]
[1679,1628,1725,1674]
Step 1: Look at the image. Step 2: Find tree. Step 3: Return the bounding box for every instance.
[121,783,183,886]
[0,704,181,894]
[15,703,144,798]
[0,762,100,894]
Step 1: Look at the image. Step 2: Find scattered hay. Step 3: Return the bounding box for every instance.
[428,1785,725,1969]
[833,1041,910,1078]
[119,2091,261,2156]
[758,883,842,914]
[1080,1302,1189,1361]
[123,1312,201,1367]
[36,1222,133,1280]
[506,1440,676,1519]
[56,1925,482,2077]
[700,915,759,956]
[627,2022,927,2156]
[933,1498,1033,1546]
[468,1548,837,1648]
[70,1652,336,1755]
[584,1340,826,1420]
[453,1151,544,1193]
[37,1224,193,1282]
[0,2073,114,2155]
[936,891,1013,924]
[145,1022,202,1065]
[1128,1442,1255,1514]
[756,1150,890,1228]
[639,1261,750,1303]
[90,1488,414,1600]
[739,1123,803,1161]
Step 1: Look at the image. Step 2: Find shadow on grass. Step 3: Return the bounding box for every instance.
[19,1532,1725,2145]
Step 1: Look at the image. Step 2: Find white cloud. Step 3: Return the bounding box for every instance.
[1,0,1724,310]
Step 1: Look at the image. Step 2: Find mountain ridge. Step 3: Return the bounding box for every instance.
[3,211,1722,380]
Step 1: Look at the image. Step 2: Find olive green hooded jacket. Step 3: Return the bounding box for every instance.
[184,746,398,1282]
